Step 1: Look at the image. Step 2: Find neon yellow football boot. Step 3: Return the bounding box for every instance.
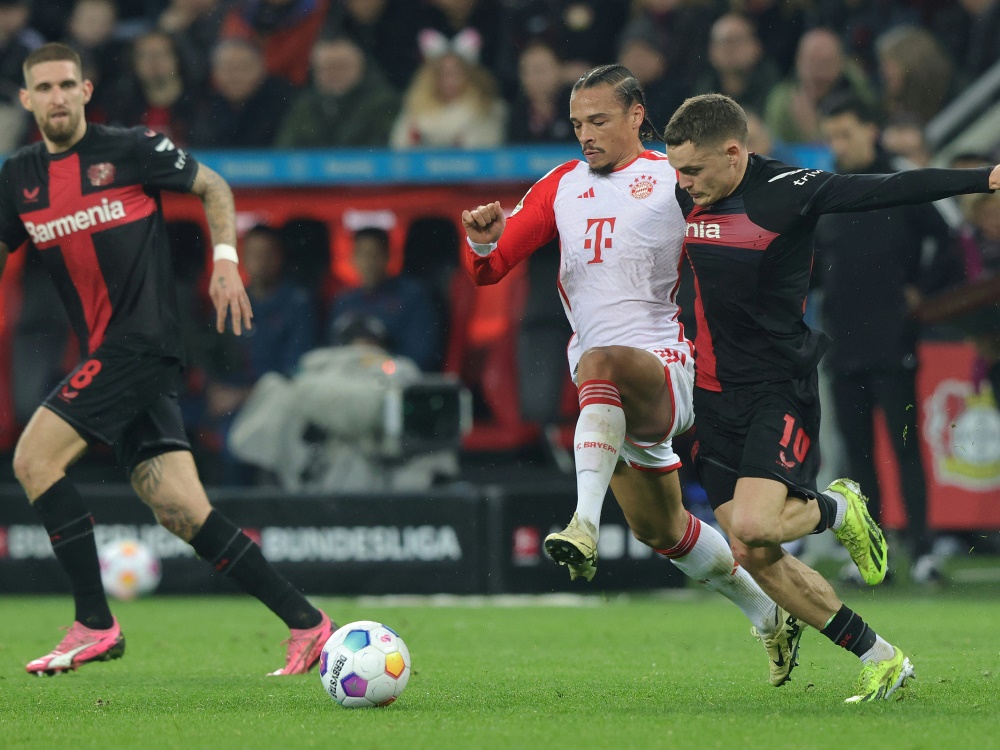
[828,478,888,585]
[845,646,915,703]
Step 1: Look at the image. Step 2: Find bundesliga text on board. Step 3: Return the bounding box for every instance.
[0,524,463,563]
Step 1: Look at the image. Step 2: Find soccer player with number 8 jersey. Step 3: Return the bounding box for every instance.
[0,43,335,676]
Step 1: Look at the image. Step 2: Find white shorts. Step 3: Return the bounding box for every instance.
[621,347,695,472]
[573,345,696,473]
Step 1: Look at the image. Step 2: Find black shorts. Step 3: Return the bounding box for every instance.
[43,342,191,476]
[692,372,821,510]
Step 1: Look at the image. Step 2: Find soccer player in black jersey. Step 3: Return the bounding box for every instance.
[664,93,1000,702]
[0,43,335,676]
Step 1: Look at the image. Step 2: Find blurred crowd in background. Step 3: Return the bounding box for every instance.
[2,0,1000,551]
[0,0,997,152]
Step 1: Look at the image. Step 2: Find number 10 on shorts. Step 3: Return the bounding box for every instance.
[780,413,810,463]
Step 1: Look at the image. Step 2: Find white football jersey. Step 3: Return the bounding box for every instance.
[464,150,691,374]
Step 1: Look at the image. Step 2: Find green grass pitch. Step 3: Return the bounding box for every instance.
[1,592,998,750]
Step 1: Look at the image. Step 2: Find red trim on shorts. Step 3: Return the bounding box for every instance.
[578,379,622,408]
[628,460,681,474]
[656,512,701,558]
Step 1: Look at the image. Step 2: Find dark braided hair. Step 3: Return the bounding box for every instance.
[572,64,663,142]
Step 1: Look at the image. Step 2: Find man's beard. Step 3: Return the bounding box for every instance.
[588,162,614,176]
[40,111,80,145]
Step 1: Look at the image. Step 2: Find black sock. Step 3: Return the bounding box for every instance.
[189,509,322,630]
[33,477,114,630]
[812,492,837,534]
[821,605,877,658]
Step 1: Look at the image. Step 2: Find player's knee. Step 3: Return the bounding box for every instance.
[577,347,619,381]
[728,509,781,548]
[629,523,667,550]
[12,445,47,492]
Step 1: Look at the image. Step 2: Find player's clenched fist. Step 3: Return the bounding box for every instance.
[462,201,506,245]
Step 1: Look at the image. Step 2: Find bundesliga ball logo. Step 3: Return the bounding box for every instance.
[630,175,656,199]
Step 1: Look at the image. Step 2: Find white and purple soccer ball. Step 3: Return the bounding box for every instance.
[98,539,162,600]
[319,620,411,708]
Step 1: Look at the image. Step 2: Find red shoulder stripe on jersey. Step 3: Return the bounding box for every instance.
[684,209,778,251]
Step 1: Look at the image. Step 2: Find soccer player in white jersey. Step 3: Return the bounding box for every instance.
[461,64,803,687]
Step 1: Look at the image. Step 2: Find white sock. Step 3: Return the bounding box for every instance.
[860,635,896,664]
[659,513,779,636]
[826,490,849,531]
[573,380,627,533]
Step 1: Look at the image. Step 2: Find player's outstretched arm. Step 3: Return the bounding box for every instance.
[190,163,253,336]
[462,201,506,246]
[990,164,1000,190]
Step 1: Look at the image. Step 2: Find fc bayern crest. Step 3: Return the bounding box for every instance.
[630,174,656,199]
[87,162,116,187]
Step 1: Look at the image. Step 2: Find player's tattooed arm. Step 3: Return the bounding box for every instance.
[189,163,237,247]
[190,164,253,335]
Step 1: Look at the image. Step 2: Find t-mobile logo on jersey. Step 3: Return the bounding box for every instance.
[583,217,615,264]
[24,198,127,244]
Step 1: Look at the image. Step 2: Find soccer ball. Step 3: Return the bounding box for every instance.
[319,621,411,708]
[98,539,162,600]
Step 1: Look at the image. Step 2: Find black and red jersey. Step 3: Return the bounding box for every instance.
[676,153,992,391]
[0,124,199,358]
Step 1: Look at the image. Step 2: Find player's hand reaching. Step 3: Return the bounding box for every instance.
[462,201,506,245]
[990,164,1000,191]
[210,259,254,335]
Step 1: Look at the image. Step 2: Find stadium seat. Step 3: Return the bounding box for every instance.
[444,261,539,451]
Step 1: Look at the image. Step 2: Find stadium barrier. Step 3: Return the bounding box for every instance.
[0,483,685,595]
